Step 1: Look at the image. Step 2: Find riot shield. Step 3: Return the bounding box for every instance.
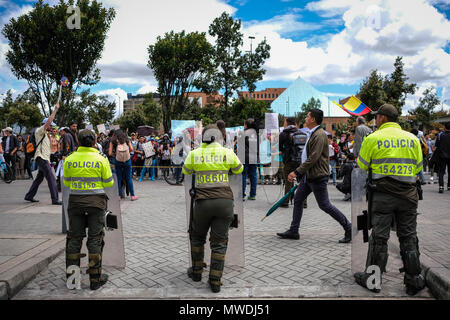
[63,173,126,268]
[351,168,403,275]
[184,173,245,267]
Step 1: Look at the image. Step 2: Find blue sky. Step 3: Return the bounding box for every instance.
[1,0,449,114]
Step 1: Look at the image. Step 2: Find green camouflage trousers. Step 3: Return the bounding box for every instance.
[190,198,234,286]
[66,206,106,283]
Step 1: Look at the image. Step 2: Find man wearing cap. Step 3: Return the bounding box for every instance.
[24,103,62,204]
[1,127,19,180]
[63,129,114,290]
[354,103,426,296]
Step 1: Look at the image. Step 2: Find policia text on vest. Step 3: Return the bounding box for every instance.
[182,125,244,293]
[63,129,114,290]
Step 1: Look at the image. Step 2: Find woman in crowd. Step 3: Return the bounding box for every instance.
[134,135,145,178]
[15,135,26,179]
[109,129,138,201]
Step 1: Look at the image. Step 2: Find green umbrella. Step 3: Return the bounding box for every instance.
[261,185,298,222]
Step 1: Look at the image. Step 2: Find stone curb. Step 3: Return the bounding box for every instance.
[15,283,433,300]
[0,240,65,300]
[389,243,449,300]
[421,263,450,300]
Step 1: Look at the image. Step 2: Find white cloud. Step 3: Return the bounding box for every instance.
[95,88,127,118]
[248,0,449,97]
[137,83,158,95]
[98,0,235,84]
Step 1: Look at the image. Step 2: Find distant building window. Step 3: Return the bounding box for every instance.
[276,94,278,97]
[332,124,336,130]
[257,94,259,98]
[272,94,274,98]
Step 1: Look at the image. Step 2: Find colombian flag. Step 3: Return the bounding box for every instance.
[332,96,372,116]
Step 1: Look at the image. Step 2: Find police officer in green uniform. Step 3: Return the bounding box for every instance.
[182,125,243,293]
[63,129,114,290]
[355,104,426,296]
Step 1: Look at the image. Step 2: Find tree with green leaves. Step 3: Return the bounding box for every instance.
[358,70,387,120]
[358,57,416,118]
[294,97,322,126]
[408,87,441,130]
[148,30,214,133]
[86,95,116,129]
[207,12,271,121]
[227,98,272,127]
[383,57,417,112]
[4,93,43,134]
[140,93,162,129]
[0,90,14,128]
[2,0,115,116]
[115,93,162,133]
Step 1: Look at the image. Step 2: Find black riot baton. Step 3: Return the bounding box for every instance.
[188,173,196,240]
[357,167,375,243]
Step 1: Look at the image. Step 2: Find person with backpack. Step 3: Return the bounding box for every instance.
[411,129,427,185]
[108,129,138,201]
[24,103,62,205]
[278,117,308,208]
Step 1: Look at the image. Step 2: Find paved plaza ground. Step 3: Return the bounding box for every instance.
[1,172,448,300]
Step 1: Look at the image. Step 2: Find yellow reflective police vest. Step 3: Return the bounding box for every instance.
[63,146,114,194]
[182,142,243,189]
[357,122,423,183]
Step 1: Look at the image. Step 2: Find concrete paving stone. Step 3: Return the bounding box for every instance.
[0,239,48,256]
[0,256,15,265]
[4,179,449,299]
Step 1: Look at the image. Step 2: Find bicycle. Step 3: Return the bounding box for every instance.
[0,157,13,184]
[163,163,185,185]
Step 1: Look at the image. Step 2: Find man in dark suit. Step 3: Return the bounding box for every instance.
[2,127,19,180]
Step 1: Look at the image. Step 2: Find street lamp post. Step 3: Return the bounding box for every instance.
[114,93,121,117]
[248,36,255,99]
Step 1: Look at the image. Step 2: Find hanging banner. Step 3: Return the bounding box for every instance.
[265,113,279,131]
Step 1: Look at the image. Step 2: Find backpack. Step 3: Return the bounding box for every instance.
[289,130,307,163]
[25,135,35,155]
[419,136,428,155]
[25,129,45,157]
[116,142,130,162]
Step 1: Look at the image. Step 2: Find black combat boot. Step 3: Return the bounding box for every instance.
[354,272,381,293]
[208,279,222,293]
[187,263,206,282]
[404,273,426,296]
[90,274,109,290]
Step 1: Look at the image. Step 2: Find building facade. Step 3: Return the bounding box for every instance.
[123,93,161,113]
[186,92,223,107]
[237,88,286,105]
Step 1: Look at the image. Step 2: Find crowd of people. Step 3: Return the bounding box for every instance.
[1,113,449,200]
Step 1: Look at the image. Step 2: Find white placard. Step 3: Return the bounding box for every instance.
[110,124,120,131]
[86,124,93,131]
[142,142,155,158]
[265,113,279,131]
[97,124,106,134]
